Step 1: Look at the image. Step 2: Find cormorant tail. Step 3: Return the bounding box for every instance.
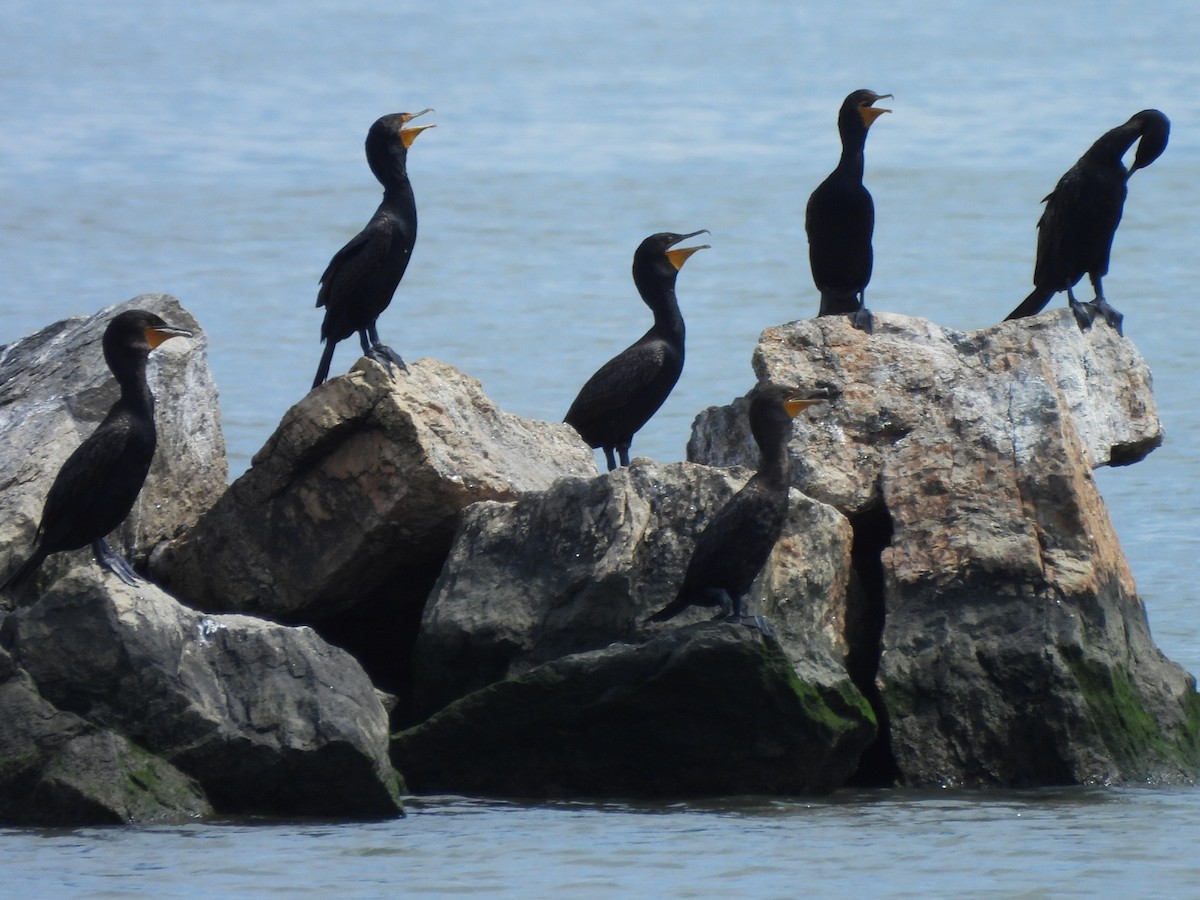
[1,546,49,592]
[312,341,336,389]
[1005,285,1055,321]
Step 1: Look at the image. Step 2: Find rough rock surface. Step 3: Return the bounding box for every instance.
[0,295,226,601]
[153,356,594,608]
[413,460,855,722]
[394,622,875,798]
[151,355,596,697]
[0,645,212,825]
[1,568,403,818]
[689,311,1199,787]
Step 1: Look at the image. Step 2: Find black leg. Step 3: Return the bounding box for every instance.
[618,446,631,467]
[603,447,617,471]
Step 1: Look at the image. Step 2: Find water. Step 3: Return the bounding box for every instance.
[2,0,1199,893]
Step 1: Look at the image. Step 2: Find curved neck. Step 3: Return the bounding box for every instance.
[837,116,868,180]
[111,357,154,417]
[639,282,684,343]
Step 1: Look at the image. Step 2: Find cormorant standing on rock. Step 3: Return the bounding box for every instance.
[565,230,709,471]
[1004,109,1169,335]
[645,384,827,627]
[805,89,892,333]
[312,109,435,388]
[1,310,192,589]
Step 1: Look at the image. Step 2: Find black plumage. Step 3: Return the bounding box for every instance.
[1005,109,1170,334]
[2,310,191,590]
[805,89,892,333]
[564,230,709,471]
[312,109,435,388]
[646,385,825,625]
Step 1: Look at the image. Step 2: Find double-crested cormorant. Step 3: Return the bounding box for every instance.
[564,230,709,471]
[1,310,192,590]
[1004,109,1170,334]
[805,89,892,333]
[312,109,435,388]
[645,384,826,625]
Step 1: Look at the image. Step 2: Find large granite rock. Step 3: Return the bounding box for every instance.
[151,356,596,695]
[394,623,874,798]
[689,311,1199,787]
[405,459,875,793]
[0,645,212,825]
[0,295,226,601]
[414,460,856,720]
[1,568,403,818]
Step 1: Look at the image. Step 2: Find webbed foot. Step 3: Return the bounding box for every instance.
[1091,298,1124,336]
[1069,298,1097,331]
[850,306,874,334]
[94,539,142,586]
[368,343,409,380]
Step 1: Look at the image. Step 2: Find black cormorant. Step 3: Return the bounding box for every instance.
[1004,109,1170,334]
[564,230,709,471]
[645,384,826,625]
[805,89,892,333]
[312,109,435,388]
[1,310,192,589]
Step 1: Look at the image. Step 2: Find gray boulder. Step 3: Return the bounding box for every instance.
[413,459,856,720]
[394,623,875,798]
[151,355,596,695]
[0,645,211,825]
[690,311,1200,787]
[0,295,226,600]
[1,568,403,818]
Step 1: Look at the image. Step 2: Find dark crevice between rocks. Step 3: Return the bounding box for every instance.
[842,502,901,787]
[306,555,448,732]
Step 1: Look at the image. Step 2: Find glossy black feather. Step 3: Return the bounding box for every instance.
[1005,109,1169,328]
[565,231,706,470]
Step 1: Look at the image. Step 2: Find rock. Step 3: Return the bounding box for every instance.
[689,310,1162,514]
[151,355,596,694]
[0,647,211,826]
[689,311,1200,787]
[413,459,856,723]
[0,295,227,601]
[393,623,875,798]
[1,568,403,818]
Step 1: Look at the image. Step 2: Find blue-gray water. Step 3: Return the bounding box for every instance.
[2,1,1199,894]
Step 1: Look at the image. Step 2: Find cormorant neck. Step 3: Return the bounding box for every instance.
[758,439,791,487]
[1087,122,1142,167]
[641,283,685,341]
[112,357,155,416]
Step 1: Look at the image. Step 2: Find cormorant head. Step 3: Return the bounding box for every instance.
[1128,109,1170,177]
[366,109,435,183]
[102,310,192,373]
[748,384,829,453]
[841,89,893,131]
[633,230,710,285]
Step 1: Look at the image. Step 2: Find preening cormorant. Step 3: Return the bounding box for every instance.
[312,109,435,388]
[805,89,892,333]
[1004,109,1170,334]
[1,310,192,590]
[645,384,827,626]
[564,230,709,471]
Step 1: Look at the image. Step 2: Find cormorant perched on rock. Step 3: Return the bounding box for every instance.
[1,310,192,589]
[645,384,826,626]
[1004,109,1170,335]
[312,109,435,388]
[565,230,709,471]
[805,89,892,333]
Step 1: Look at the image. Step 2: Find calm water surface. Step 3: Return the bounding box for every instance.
[2,0,1199,893]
